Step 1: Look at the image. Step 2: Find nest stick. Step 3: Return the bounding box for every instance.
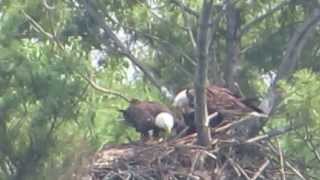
[251,160,270,180]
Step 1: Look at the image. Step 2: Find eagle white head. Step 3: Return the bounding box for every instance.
[155,112,175,134]
[173,89,193,113]
[173,89,188,107]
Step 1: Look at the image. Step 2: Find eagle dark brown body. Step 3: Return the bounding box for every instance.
[186,85,264,120]
[121,99,185,140]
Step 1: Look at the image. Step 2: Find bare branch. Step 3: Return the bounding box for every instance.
[21,10,64,50]
[79,73,130,103]
[81,0,163,90]
[85,16,196,74]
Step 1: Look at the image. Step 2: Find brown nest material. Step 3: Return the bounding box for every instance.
[88,121,306,180]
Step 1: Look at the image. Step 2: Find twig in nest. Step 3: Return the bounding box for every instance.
[174,144,207,150]
[215,161,228,179]
[157,148,175,164]
[245,125,298,143]
[227,158,241,177]
[251,159,270,180]
[267,142,307,180]
[215,113,262,133]
[234,162,251,180]
[79,73,130,102]
[285,162,306,180]
[187,152,200,180]
[201,150,217,160]
[278,140,286,180]
[173,172,200,180]
[173,127,190,140]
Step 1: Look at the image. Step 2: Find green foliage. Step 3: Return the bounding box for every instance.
[272,69,320,176]
[0,0,320,179]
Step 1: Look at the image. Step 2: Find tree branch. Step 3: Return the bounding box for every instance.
[224,0,241,93]
[97,15,197,68]
[79,73,131,103]
[245,124,302,143]
[21,10,64,50]
[81,0,163,90]
[246,8,320,137]
[169,0,199,18]
[262,7,320,114]
[240,0,291,35]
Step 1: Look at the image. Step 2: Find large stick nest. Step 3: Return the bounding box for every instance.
[87,120,304,180]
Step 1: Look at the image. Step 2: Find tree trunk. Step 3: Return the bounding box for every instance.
[194,0,213,146]
[224,0,241,94]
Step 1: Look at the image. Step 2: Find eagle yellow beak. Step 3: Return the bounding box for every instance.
[161,127,171,138]
[166,127,172,135]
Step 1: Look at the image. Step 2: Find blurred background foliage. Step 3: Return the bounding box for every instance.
[0,0,319,179]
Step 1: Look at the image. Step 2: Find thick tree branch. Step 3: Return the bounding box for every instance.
[194,0,213,146]
[224,0,241,93]
[240,0,291,35]
[261,8,320,114]
[81,1,163,90]
[275,8,320,83]
[246,8,320,137]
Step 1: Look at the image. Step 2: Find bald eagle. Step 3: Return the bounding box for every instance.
[186,85,266,119]
[173,89,193,114]
[173,85,266,133]
[120,99,181,140]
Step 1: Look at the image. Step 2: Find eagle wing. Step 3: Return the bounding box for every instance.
[123,105,155,133]
[205,86,260,121]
